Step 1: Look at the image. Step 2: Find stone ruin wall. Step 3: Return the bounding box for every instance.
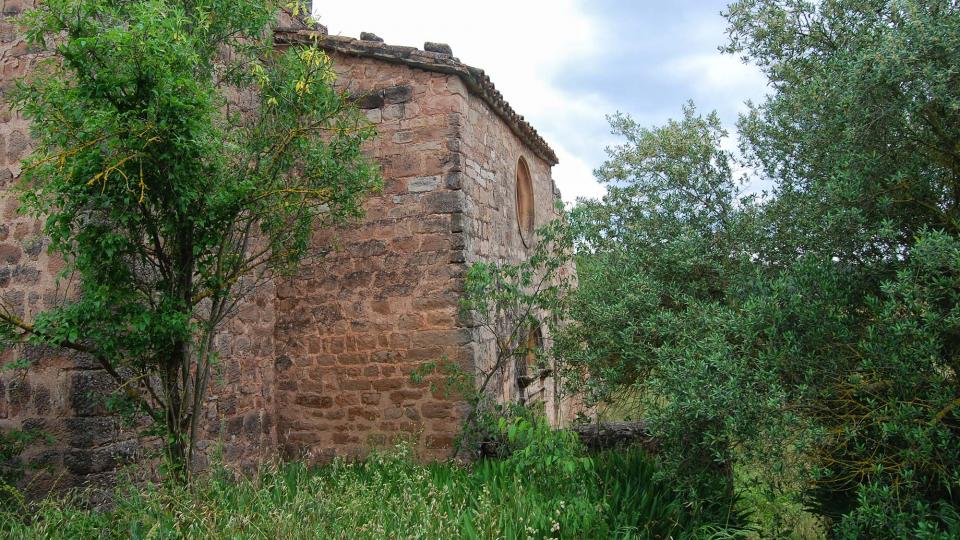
[271,48,471,462]
[0,8,570,491]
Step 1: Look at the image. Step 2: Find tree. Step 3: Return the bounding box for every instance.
[413,218,575,457]
[0,0,380,477]
[556,105,782,520]
[555,1,960,536]
[726,0,960,535]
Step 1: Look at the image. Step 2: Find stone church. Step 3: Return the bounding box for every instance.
[0,5,571,490]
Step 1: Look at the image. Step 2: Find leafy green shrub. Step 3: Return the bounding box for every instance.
[0,427,45,515]
[832,481,960,540]
[494,411,592,481]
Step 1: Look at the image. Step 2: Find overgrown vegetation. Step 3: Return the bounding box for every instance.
[0,419,746,539]
[2,0,958,538]
[0,427,44,515]
[543,1,960,537]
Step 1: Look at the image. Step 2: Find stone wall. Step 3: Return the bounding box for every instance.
[460,84,571,426]
[0,0,138,495]
[0,0,279,488]
[271,49,470,462]
[0,14,571,489]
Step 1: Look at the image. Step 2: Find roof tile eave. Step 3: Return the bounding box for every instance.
[273,27,560,167]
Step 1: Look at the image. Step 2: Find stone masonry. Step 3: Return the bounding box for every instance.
[0,6,572,491]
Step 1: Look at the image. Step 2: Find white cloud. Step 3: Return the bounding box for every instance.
[313,3,774,204]
[314,0,610,203]
[664,52,767,111]
[554,145,606,203]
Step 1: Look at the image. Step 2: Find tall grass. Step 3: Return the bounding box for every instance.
[0,414,751,538]
[0,441,750,539]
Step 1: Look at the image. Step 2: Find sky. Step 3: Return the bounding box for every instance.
[313,1,770,204]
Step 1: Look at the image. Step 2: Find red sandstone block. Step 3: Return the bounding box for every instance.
[337,353,368,366]
[307,337,324,354]
[0,243,22,264]
[380,365,397,376]
[315,354,336,366]
[370,300,391,315]
[372,378,403,391]
[398,314,424,331]
[332,433,359,445]
[296,380,325,394]
[347,407,378,422]
[411,291,459,312]
[327,337,346,354]
[381,153,421,179]
[355,334,377,351]
[388,333,410,348]
[334,394,359,408]
[421,401,452,419]
[388,236,418,252]
[425,309,456,327]
[425,434,455,450]
[336,367,362,378]
[398,420,423,433]
[404,348,443,362]
[340,379,371,391]
[411,329,470,349]
[370,350,401,363]
[389,389,423,404]
[418,234,448,252]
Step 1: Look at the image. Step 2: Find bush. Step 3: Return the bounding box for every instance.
[0,427,45,515]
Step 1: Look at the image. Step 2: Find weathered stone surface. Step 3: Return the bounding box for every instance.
[63,440,137,475]
[66,417,119,449]
[5,129,28,162]
[70,371,114,417]
[0,243,21,264]
[423,42,453,55]
[355,92,384,110]
[382,85,413,104]
[572,421,657,452]
[2,13,575,488]
[407,175,439,193]
[422,191,464,214]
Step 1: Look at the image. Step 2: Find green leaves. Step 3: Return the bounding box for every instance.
[3,0,379,473]
[551,2,960,536]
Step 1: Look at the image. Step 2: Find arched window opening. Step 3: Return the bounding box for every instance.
[515,156,535,247]
[515,324,549,404]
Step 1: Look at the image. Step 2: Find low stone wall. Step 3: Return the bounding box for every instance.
[572,421,657,452]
